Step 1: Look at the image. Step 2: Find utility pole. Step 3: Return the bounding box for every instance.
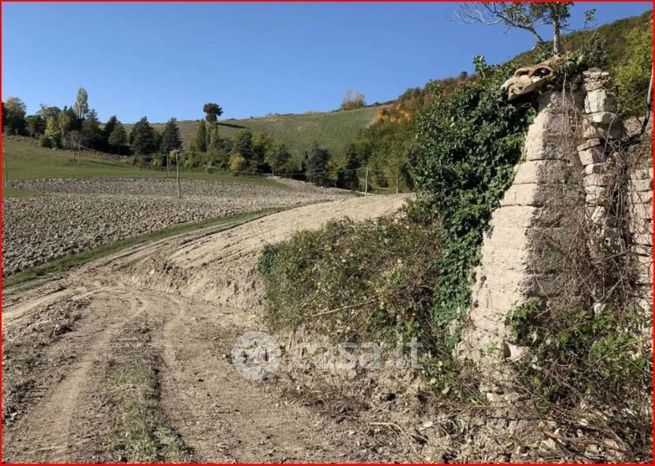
[364,167,368,197]
[396,172,400,194]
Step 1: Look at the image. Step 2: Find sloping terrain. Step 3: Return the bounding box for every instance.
[2,194,413,463]
[149,105,385,157]
[2,137,278,188]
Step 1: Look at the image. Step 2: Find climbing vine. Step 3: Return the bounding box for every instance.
[410,57,535,347]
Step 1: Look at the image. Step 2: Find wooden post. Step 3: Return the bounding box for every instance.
[364,167,368,197]
[396,172,399,194]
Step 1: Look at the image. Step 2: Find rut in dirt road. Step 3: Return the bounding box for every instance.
[2,195,416,463]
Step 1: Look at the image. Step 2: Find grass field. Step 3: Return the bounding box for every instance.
[147,105,386,157]
[1,137,281,197]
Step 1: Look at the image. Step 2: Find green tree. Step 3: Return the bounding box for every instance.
[25,115,46,138]
[195,120,208,152]
[305,141,331,186]
[42,116,63,148]
[3,97,27,135]
[160,118,183,165]
[129,117,159,155]
[74,87,89,119]
[337,144,361,190]
[232,130,254,161]
[104,115,119,142]
[108,122,128,154]
[203,103,223,122]
[37,105,61,121]
[267,144,291,175]
[57,110,73,144]
[252,131,274,172]
[81,109,105,150]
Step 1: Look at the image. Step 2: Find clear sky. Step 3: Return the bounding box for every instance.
[2,2,651,123]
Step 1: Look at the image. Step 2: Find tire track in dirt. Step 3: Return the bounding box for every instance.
[2,292,147,462]
[3,195,411,462]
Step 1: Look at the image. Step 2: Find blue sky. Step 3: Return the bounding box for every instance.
[2,2,651,123]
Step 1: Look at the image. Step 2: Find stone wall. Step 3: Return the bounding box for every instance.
[457,89,584,396]
[458,69,653,395]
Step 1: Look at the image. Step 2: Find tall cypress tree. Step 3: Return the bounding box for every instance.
[160,118,182,159]
[195,120,208,152]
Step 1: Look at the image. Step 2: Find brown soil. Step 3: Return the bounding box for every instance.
[2,194,418,463]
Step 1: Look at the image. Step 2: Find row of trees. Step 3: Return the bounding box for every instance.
[2,89,189,163]
[5,90,372,191]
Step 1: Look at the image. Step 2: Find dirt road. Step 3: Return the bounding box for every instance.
[2,194,414,463]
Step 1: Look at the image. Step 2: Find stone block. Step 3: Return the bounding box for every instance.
[633,232,653,246]
[630,178,653,193]
[584,89,617,114]
[584,173,612,187]
[631,202,653,221]
[631,168,653,181]
[499,184,539,207]
[582,119,600,139]
[513,160,571,185]
[584,163,607,175]
[488,205,538,229]
[577,138,603,152]
[633,244,652,257]
[635,255,653,284]
[631,190,653,205]
[588,111,620,126]
[578,146,607,165]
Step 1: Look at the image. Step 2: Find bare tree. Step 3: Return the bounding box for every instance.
[67,130,83,165]
[455,2,573,55]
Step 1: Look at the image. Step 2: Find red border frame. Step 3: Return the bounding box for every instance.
[0,1,653,465]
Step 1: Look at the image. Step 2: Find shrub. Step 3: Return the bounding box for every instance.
[228,153,248,174]
[613,19,653,116]
[258,214,441,344]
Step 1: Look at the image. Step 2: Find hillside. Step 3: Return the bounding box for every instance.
[1,136,281,197]
[513,10,651,66]
[148,105,385,158]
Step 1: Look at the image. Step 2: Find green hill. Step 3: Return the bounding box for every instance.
[148,105,385,158]
[1,136,281,197]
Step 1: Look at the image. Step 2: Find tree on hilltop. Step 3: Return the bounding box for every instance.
[341,90,365,111]
[203,103,223,122]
